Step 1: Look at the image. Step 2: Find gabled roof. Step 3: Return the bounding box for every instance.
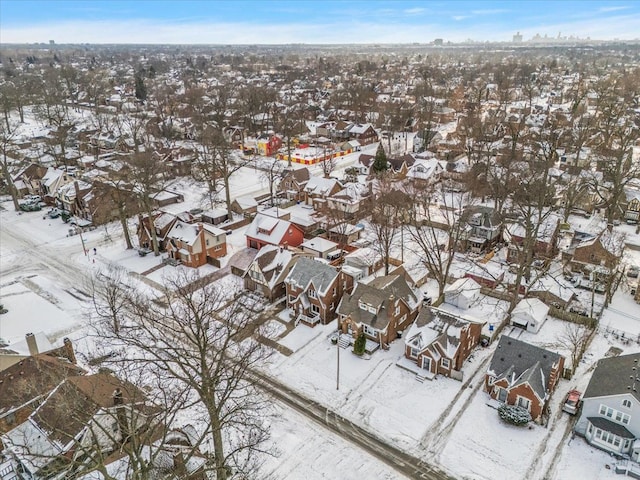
[246,214,298,245]
[488,336,562,401]
[584,353,640,401]
[405,307,481,359]
[0,355,85,417]
[247,245,295,289]
[304,176,341,196]
[31,373,147,449]
[512,298,549,323]
[285,257,339,295]
[337,275,419,329]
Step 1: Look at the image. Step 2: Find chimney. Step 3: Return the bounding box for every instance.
[173,450,186,475]
[197,222,203,233]
[26,333,39,356]
[113,388,123,406]
[63,337,77,364]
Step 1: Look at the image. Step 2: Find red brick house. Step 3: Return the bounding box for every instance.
[485,336,565,423]
[563,232,623,276]
[245,214,305,250]
[505,213,561,264]
[166,221,227,268]
[284,257,355,326]
[347,123,379,146]
[278,167,311,202]
[403,308,483,380]
[244,245,304,302]
[337,275,420,351]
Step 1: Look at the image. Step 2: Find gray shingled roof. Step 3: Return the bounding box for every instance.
[285,257,338,295]
[489,336,562,401]
[337,275,417,329]
[583,353,640,401]
[587,416,635,438]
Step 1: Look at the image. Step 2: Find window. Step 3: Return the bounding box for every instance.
[362,324,376,337]
[395,305,400,316]
[288,295,295,305]
[206,239,210,246]
[517,396,531,411]
[497,387,507,402]
[441,358,451,369]
[487,375,496,386]
[599,404,630,425]
[308,289,317,298]
[311,304,320,315]
[214,245,222,251]
[409,347,419,359]
[588,423,594,434]
[623,399,632,409]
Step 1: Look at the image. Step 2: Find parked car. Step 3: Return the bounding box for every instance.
[20,202,42,212]
[627,266,639,278]
[47,208,61,219]
[562,389,582,415]
[137,247,152,257]
[423,295,433,306]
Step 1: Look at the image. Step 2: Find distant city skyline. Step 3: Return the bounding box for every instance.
[1,0,639,44]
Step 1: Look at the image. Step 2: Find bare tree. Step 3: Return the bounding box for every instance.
[369,174,410,275]
[0,120,21,211]
[554,322,591,374]
[126,151,168,256]
[94,270,273,480]
[260,157,284,207]
[407,183,473,304]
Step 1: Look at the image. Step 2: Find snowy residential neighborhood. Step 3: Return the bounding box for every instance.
[1,32,640,480]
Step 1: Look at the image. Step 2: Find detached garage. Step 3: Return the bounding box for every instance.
[510,298,549,334]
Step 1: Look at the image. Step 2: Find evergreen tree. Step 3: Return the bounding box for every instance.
[134,73,147,102]
[353,332,366,356]
[372,143,388,173]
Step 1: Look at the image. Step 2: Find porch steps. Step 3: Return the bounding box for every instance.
[415,374,427,383]
[338,336,352,349]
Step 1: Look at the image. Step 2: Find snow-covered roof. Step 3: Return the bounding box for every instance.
[512,297,549,323]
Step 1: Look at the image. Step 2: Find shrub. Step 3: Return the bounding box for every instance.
[498,404,532,426]
[353,332,366,356]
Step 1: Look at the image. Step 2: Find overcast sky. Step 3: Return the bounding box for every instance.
[1,0,639,44]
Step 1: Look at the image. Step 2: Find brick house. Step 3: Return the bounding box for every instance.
[2,373,152,480]
[505,213,561,264]
[278,167,311,202]
[302,176,343,207]
[137,212,182,250]
[403,307,483,380]
[337,275,421,351]
[166,221,227,268]
[485,336,565,423]
[285,257,355,326]
[563,232,623,278]
[347,123,379,146]
[0,350,82,435]
[244,245,304,302]
[245,214,305,250]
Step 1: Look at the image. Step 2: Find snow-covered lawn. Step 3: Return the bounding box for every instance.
[270,325,466,451]
[438,389,549,480]
[551,439,618,480]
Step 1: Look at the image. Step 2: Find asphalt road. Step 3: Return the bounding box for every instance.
[249,369,456,480]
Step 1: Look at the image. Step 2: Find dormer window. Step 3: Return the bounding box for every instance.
[623,399,632,409]
[308,289,317,299]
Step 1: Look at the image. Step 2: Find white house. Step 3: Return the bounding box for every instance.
[510,297,549,333]
[443,278,481,309]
